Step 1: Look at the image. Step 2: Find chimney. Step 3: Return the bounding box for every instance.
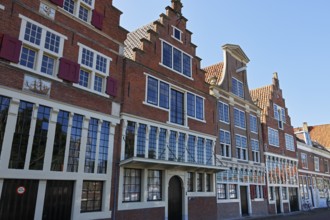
[272,72,279,88]
[303,122,309,132]
[171,0,183,14]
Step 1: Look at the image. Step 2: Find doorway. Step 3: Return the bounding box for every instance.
[42,180,74,220]
[240,186,249,216]
[289,187,299,212]
[0,179,39,220]
[168,176,182,220]
[275,187,281,213]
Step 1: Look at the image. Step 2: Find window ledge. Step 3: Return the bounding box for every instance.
[187,116,206,123]
[217,199,239,203]
[73,84,110,98]
[159,63,193,81]
[143,101,169,112]
[11,63,63,83]
[253,198,264,202]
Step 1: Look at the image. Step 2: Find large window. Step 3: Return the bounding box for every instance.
[234,108,246,129]
[137,124,147,158]
[232,78,244,98]
[81,181,103,212]
[0,95,10,156]
[268,127,279,147]
[219,101,229,123]
[285,134,295,151]
[170,89,184,125]
[19,16,65,78]
[29,105,51,170]
[85,118,98,173]
[314,157,320,171]
[123,168,141,202]
[162,41,192,77]
[301,153,308,169]
[63,0,95,23]
[235,135,247,160]
[147,170,162,201]
[273,104,286,129]
[229,184,237,199]
[251,139,260,163]
[77,44,111,94]
[67,114,83,172]
[219,130,231,157]
[9,101,34,169]
[187,93,204,120]
[98,121,110,174]
[250,114,258,133]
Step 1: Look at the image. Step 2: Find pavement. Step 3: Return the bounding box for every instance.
[236,207,330,220]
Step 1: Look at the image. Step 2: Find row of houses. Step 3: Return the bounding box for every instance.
[0,0,329,219]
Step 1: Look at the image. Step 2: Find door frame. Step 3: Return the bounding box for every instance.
[239,185,249,216]
[166,171,186,220]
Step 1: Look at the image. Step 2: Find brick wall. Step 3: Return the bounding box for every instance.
[188,197,217,220]
[115,207,165,220]
[217,202,240,219]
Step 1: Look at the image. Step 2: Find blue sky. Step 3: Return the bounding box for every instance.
[113,0,330,127]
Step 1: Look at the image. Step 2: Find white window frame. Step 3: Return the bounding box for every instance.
[219,130,231,158]
[232,77,244,98]
[219,101,230,124]
[255,185,264,199]
[285,134,295,151]
[324,160,329,173]
[235,134,248,161]
[314,156,320,171]
[234,108,246,129]
[273,104,286,130]
[251,139,260,163]
[172,26,182,42]
[75,43,111,96]
[301,153,308,169]
[160,39,193,79]
[268,127,279,147]
[17,15,67,81]
[63,0,95,23]
[250,114,258,133]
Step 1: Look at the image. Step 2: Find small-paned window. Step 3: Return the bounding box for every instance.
[219,101,229,123]
[123,168,141,202]
[268,127,279,147]
[0,95,10,156]
[147,170,162,201]
[314,157,320,171]
[219,130,231,157]
[301,153,308,169]
[170,89,184,125]
[188,135,196,163]
[232,78,244,98]
[67,114,83,172]
[136,124,147,158]
[285,134,295,151]
[250,114,258,133]
[188,172,194,192]
[81,181,103,212]
[282,187,288,200]
[206,174,211,192]
[251,139,260,163]
[273,104,286,129]
[217,184,226,199]
[235,135,247,160]
[18,16,65,78]
[63,0,95,23]
[197,173,203,192]
[173,27,182,41]
[229,184,237,199]
[187,93,204,120]
[84,118,99,173]
[124,121,136,159]
[234,108,246,129]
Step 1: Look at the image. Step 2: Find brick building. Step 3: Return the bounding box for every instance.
[204,45,267,219]
[0,0,127,219]
[295,122,330,208]
[114,1,226,220]
[250,73,299,214]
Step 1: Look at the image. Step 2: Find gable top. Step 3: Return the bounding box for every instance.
[222,44,250,64]
[124,22,155,59]
[204,62,224,85]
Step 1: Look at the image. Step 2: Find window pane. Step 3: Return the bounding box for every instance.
[0,96,10,157]
[81,48,94,68]
[162,42,172,68]
[196,96,204,120]
[94,75,103,92]
[137,124,146,158]
[147,77,158,105]
[24,22,42,45]
[81,181,103,212]
[173,48,182,72]
[98,121,110,174]
[79,70,90,88]
[63,0,75,14]
[79,5,89,22]
[96,55,107,73]
[85,118,98,173]
[159,82,169,109]
[41,55,55,75]
[183,54,191,77]
[187,93,195,117]
[67,114,83,172]
[123,169,141,202]
[147,170,162,201]
[170,89,184,125]
[20,47,36,69]
[45,31,60,53]
[188,135,195,163]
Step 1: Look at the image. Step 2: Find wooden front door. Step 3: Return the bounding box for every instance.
[289,187,299,212]
[168,176,182,220]
[275,187,281,213]
[0,179,39,220]
[240,186,249,216]
[42,180,74,220]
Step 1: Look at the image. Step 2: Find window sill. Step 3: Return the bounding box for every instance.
[234,125,246,130]
[219,120,230,124]
[217,199,239,203]
[166,121,190,130]
[73,84,110,98]
[253,198,264,202]
[143,101,169,112]
[11,63,63,83]
[187,116,206,123]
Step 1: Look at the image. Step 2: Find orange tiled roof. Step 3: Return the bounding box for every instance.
[308,124,330,148]
[250,85,273,122]
[124,23,155,59]
[203,62,224,85]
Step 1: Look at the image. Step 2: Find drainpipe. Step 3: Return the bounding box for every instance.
[112,162,119,220]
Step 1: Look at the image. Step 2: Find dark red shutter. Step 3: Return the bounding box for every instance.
[263,186,268,199]
[250,185,255,200]
[106,77,117,97]
[0,34,22,63]
[49,0,64,7]
[58,58,80,83]
[91,10,104,30]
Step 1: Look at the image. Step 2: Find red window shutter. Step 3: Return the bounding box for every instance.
[0,34,22,63]
[49,0,64,7]
[106,77,117,97]
[250,185,255,200]
[263,186,268,199]
[91,10,104,30]
[58,58,80,83]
